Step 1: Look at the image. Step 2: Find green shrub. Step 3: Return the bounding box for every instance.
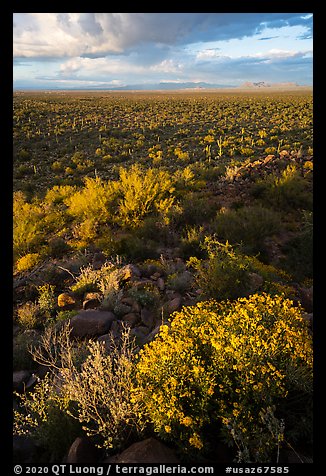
[14,374,82,462]
[255,165,312,212]
[37,284,56,318]
[188,238,251,300]
[280,210,313,281]
[17,302,43,329]
[180,226,206,259]
[13,332,40,371]
[134,293,313,462]
[13,192,45,259]
[116,164,176,227]
[15,253,41,273]
[213,205,281,256]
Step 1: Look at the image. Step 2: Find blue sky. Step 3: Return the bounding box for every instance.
[13,13,313,89]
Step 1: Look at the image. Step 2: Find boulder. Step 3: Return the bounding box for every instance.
[299,286,313,313]
[157,277,165,291]
[122,313,141,327]
[121,297,141,313]
[13,370,31,393]
[141,324,162,346]
[121,264,141,281]
[105,437,180,463]
[70,310,116,338]
[57,293,77,310]
[66,437,102,464]
[248,272,264,294]
[140,308,155,328]
[83,293,102,310]
[130,326,150,346]
[164,296,182,314]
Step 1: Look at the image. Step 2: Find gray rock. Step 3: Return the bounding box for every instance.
[164,296,182,314]
[13,370,31,392]
[66,437,101,464]
[70,310,116,338]
[140,308,155,328]
[122,313,141,327]
[248,272,264,293]
[130,326,150,346]
[104,437,180,463]
[157,277,165,291]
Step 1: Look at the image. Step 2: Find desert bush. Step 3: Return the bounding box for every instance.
[64,176,114,229]
[14,374,82,462]
[70,261,117,297]
[213,205,281,256]
[254,165,312,211]
[37,284,56,318]
[13,192,45,259]
[15,253,41,273]
[32,323,144,450]
[134,293,313,462]
[17,302,43,329]
[127,283,161,308]
[13,331,40,371]
[166,271,193,294]
[280,210,313,281]
[188,238,251,300]
[116,164,176,227]
[179,225,206,259]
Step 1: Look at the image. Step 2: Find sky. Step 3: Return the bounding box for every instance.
[13,13,313,89]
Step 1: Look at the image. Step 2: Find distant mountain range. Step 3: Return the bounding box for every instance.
[240,81,300,88]
[14,80,310,91]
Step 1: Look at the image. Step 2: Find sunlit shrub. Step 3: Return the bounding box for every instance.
[15,253,41,273]
[116,164,176,227]
[188,238,251,300]
[17,302,43,329]
[13,192,45,259]
[134,293,312,462]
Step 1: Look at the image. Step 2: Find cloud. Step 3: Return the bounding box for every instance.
[13,13,312,59]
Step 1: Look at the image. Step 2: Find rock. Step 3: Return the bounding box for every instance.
[13,435,39,464]
[164,296,182,314]
[121,264,141,281]
[140,308,155,328]
[150,272,161,281]
[25,374,38,391]
[122,313,141,327]
[302,313,313,327]
[279,150,289,158]
[142,324,162,345]
[58,293,77,310]
[13,370,31,392]
[299,286,313,313]
[157,277,165,291]
[83,293,102,310]
[121,297,141,313]
[130,326,150,346]
[105,437,180,463]
[66,436,102,464]
[70,310,116,338]
[248,272,264,293]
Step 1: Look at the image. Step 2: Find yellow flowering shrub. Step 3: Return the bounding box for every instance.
[134,293,312,462]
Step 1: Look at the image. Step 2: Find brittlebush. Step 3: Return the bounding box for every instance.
[133,293,312,462]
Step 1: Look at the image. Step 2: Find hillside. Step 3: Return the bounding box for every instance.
[13,91,313,465]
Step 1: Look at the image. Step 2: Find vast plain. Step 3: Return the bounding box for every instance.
[13,90,313,464]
